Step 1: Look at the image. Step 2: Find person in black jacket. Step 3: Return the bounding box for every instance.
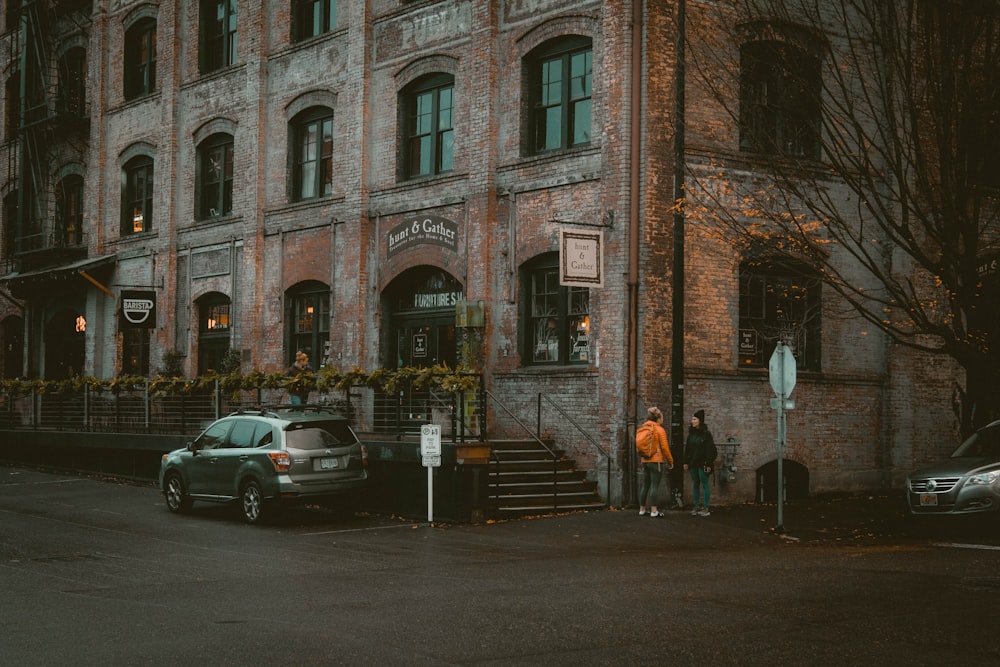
[683,409,717,516]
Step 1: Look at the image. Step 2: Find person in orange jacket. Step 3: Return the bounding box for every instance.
[636,406,674,517]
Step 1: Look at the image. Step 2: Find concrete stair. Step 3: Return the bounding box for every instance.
[488,438,605,518]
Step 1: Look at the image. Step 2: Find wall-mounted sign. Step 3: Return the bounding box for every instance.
[412,333,428,358]
[560,229,604,288]
[120,290,156,329]
[739,329,757,353]
[387,215,459,258]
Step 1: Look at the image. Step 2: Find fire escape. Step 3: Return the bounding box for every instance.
[7,0,91,274]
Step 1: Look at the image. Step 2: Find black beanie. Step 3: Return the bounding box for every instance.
[694,409,705,423]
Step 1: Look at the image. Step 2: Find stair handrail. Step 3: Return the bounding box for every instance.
[537,393,611,509]
[484,389,559,511]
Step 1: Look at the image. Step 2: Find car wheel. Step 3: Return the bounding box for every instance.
[164,473,192,513]
[240,480,265,524]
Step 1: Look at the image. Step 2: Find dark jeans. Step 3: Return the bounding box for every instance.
[639,462,665,508]
[689,467,710,507]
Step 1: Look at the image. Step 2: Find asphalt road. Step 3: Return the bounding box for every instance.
[2,464,998,666]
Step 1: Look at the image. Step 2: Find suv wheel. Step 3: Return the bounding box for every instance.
[164,473,192,513]
[240,480,265,524]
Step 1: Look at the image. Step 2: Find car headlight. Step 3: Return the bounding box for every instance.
[968,471,1000,485]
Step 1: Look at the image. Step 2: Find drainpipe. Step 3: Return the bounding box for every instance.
[626,0,644,507]
[670,0,687,507]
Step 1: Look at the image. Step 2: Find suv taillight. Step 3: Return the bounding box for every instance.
[361,444,368,466]
[268,451,291,472]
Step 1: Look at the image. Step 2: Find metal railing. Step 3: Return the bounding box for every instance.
[536,392,611,508]
[484,389,561,509]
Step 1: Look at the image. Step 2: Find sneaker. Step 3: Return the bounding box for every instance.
[638,508,647,516]
[697,508,711,517]
[650,511,662,518]
[690,505,702,516]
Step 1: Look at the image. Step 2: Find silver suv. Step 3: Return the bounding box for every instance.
[906,420,1000,516]
[159,408,368,523]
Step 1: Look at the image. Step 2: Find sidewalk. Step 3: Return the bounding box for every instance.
[607,492,912,544]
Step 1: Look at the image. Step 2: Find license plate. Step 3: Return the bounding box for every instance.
[317,458,339,470]
[919,493,938,507]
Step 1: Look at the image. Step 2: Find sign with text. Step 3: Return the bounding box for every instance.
[119,290,156,329]
[387,215,459,258]
[560,229,604,288]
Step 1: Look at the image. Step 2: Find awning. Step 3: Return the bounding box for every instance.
[0,254,117,300]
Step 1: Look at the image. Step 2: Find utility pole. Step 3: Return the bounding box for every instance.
[669,0,687,509]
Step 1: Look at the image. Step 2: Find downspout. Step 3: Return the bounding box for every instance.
[626,0,644,507]
[670,0,687,506]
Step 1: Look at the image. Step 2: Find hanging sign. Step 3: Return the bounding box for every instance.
[119,290,156,329]
[560,229,604,288]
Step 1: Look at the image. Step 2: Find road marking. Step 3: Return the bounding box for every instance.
[934,542,1000,551]
[302,523,421,536]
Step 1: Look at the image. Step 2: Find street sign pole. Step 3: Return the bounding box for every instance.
[420,425,442,523]
[769,342,796,534]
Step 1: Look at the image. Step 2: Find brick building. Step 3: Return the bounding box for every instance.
[0,0,968,507]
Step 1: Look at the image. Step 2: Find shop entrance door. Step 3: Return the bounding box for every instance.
[379,267,462,432]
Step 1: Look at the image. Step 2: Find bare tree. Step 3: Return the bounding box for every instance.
[683,0,1000,431]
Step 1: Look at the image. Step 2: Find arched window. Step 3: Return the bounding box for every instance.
[290,107,334,201]
[738,258,821,371]
[294,0,337,42]
[57,47,87,117]
[122,155,153,235]
[286,281,330,367]
[200,0,238,74]
[525,36,592,155]
[400,73,454,180]
[198,133,234,219]
[522,254,591,366]
[197,292,231,374]
[124,18,157,100]
[740,40,821,159]
[55,175,84,247]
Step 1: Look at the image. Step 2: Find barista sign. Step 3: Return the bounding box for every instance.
[119,290,156,329]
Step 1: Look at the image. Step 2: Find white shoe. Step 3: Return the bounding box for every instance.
[690,506,701,516]
[650,511,662,518]
[698,508,711,517]
[638,508,647,516]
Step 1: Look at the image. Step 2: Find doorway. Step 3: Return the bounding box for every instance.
[44,308,85,380]
[380,267,462,431]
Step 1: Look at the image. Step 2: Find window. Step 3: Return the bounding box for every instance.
[526,37,592,155]
[57,49,87,116]
[292,108,333,201]
[122,156,153,235]
[3,191,17,259]
[200,0,237,74]
[122,329,150,376]
[197,292,231,374]
[198,134,234,219]
[738,259,821,371]
[5,71,19,139]
[524,255,591,365]
[740,41,821,159]
[287,281,330,367]
[294,0,336,42]
[55,175,83,247]
[124,19,156,100]
[401,74,454,180]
